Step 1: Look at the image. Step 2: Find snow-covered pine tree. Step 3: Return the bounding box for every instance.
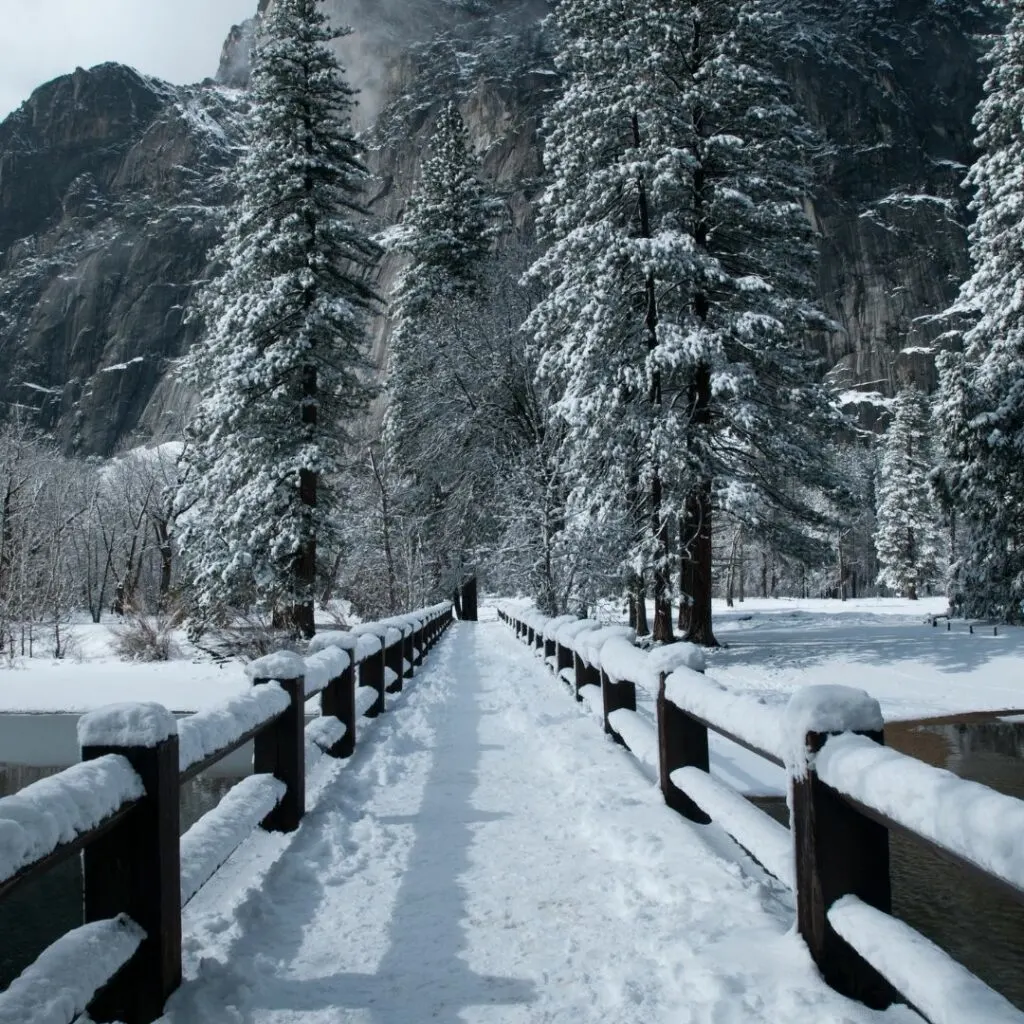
[874,386,941,599]
[178,0,379,636]
[937,0,1024,621]
[527,0,834,644]
[383,100,495,604]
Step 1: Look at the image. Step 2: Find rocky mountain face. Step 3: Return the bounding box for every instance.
[0,0,991,453]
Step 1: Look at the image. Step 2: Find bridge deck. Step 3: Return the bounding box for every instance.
[163,621,910,1023]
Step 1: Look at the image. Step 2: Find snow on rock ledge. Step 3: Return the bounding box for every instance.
[77,702,177,750]
[245,650,306,682]
[783,685,883,775]
[0,913,145,1024]
[0,756,143,883]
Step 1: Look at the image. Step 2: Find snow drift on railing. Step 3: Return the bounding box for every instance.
[829,895,1024,1024]
[672,767,794,889]
[599,637,705,693]
[664,667,786,763]
[177,683,289,774]
[77,702,177,750]
[245,650,305,682]
[179,774,286,906]
[817,731,1024,894]
[0,755,143,884]
[303,647,351,697]
[0,914,145,1024]
[574,625,635,665]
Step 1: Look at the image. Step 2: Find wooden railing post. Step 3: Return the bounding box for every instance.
[601,667,636,745]
[253,670,305,833]
[544,635,556,662]
[385,637,404,693]
[403,629,415,679]
[321,660,356,758]
[656,672,711,823]
[413,623,425,667]
[573,652,599,702]
[361,644,386,716]
[556,641,572,677]
[789,689,895,1009]
[80,706,181,1024]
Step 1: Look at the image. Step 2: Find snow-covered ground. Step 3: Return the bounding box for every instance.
[704,596,1024,722]
[164,621,918,1024]
[0,623,246,713]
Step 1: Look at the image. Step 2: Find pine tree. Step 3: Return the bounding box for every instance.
[383,100,495,603]
[527,0,834,644]
[178,0,379,636]
[874,386,941,599]
[938,0,1024,621]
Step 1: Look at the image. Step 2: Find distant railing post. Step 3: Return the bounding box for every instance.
[403,629,415,679]
[413,622,425,667]
[321,660,356,758]
[81,707,181,1024]
[556,641,572,678]
[544,634,556,662]
[656,672,711,823]
[253,671,305,832]
[361,644,386,716]
[600,667,635,745]
[384,637,403,693]
[573,652,599,702]
[527,624,535,646]
[790,689,895,1009]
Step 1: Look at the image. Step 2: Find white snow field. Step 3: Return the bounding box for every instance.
[163,621,917,1024]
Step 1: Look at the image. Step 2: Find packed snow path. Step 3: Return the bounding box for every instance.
[166,623,916,1024]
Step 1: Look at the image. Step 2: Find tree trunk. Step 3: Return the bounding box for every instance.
[683,362,717,647]
[292,363,317,639]
[685,478,717,647]
[634,574,650,637]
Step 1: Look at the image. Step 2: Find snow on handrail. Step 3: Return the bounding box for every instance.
[817,732,1024,897]
[828,895,1024,1024]
[664,667,786,764]
[0,914,145,1024]
[179,774,286,907]
[0,755,143,886]
[178,683,289,776]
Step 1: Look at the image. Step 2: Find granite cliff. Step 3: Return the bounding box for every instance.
[0,0,991,453]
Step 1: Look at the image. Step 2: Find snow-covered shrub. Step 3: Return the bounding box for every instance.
[112,609,181,662]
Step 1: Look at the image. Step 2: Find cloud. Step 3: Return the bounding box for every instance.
[0,0,257,119]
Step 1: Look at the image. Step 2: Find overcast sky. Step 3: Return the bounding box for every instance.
[0,0,257,119]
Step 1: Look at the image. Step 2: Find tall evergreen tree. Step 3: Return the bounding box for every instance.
[384,101,496,603]
[874,386,941,599]
[938,0,1024,621]
[178,0,379,636]
[527,0,834,644]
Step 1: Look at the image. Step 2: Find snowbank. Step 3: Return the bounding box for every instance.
[0,755,142,883]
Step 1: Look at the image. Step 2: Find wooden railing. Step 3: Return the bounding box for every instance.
[0,602,453,1024]
[499,605,1024,1024]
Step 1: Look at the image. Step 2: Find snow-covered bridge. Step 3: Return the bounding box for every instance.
[1,609,1022,1024]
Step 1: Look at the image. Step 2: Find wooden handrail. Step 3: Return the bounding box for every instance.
[0,602,455,1024]
[499,605,1024,1021]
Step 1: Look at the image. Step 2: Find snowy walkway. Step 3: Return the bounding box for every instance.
[165,622,916,1024]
